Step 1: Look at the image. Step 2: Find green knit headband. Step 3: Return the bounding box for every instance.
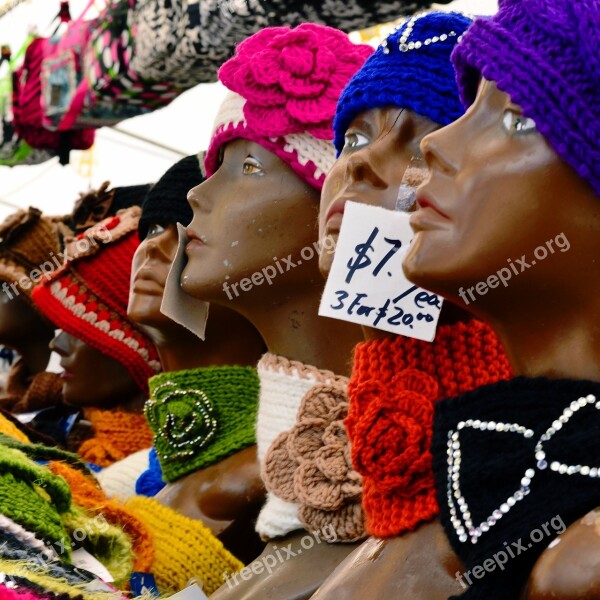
[145,365,260,482]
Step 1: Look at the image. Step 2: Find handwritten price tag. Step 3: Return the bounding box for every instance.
[319,202,442,342]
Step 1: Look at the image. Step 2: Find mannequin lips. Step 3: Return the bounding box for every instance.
[410,192,451,231]
[132,266,165,295]
[185,227,206,252]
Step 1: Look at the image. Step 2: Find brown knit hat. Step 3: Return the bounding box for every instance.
[0,207,70,302]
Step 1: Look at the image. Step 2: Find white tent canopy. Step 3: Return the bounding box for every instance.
[0,0,496,220]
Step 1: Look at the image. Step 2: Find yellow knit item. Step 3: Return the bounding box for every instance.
[124,496,243,594]
[0,413,30,443]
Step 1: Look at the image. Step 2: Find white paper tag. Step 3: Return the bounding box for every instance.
[15,410,43,424]
[161,222,209,340]
[71,548,115,583]
[319,202,443,342]
[169,583,209,600]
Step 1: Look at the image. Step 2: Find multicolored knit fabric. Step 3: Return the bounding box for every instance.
[333,11,473,154]
[31,207,161,395]
[76,409,154,468]
[125,496,243,594]
[346,319,512,538]
[205,24,373,190]
[451,0,600,196]
[144,366,259,482]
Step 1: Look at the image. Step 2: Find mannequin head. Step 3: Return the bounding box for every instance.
[319,11,473,277]
[32,207,160,404]
[404,0,600,325]
[50,330,140,408]
[180,24,372,334]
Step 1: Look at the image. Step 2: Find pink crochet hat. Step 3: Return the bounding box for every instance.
[204,24,373,190]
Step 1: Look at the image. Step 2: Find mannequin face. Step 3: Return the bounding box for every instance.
[128,224,178,328]
[0,287,53,348]
[50,330,140,408]
[181,139,321,305]
[319,107,438,277]
[404,80,600,309]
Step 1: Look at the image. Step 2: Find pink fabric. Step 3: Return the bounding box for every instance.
[218,24,372,140]
[0,587,45,600]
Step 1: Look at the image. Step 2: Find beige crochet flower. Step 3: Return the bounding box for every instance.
[262,382,365,542]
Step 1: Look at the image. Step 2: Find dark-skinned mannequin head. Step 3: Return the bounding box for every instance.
[398,2,600,599]
[128,153,265,371]
[180,24,372,374]
[319,11,474,337]
[0,207,69,412]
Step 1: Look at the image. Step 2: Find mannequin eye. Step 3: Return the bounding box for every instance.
[502,110,537,135]
[242,156,264,176]
[343,131,370,151]
[146,223,166,239]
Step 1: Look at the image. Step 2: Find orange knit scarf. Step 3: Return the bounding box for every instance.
[77,408,153,467]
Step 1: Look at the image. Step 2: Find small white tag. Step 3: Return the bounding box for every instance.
[319,202,443,342]
[169,583,209,600]
[15,410,44,424]
[71,548,115,583]
[161,222,209,340]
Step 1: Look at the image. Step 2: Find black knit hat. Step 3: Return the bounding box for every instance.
[138,154,206,240]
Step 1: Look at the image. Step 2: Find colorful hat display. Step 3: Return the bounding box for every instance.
[204,24,373,190]
[31,206,161,394]
[451,0,600,196]
[138,154,206,240]
[333,11,473,154]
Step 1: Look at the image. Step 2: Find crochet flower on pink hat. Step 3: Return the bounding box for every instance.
[219,24,373,140]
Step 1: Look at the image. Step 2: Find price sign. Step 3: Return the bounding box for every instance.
[319,202,442,342]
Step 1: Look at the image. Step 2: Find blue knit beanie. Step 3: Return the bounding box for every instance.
[333,11,473,154]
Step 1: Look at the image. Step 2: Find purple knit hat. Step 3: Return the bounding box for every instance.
[452,0,600,196]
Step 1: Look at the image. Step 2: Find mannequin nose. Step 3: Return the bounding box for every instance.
[421,123,461,177]
[49,330,71,357]
[345,152,387,189]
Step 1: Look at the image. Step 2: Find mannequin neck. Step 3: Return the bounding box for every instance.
[484,297,600,381]
[229,280,362,377]
[144,310,265,373]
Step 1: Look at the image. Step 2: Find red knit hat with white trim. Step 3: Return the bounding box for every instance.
[31,207,161,394]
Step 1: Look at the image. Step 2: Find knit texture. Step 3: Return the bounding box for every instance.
[1,358,63,413]
[0,413,31,443]
[31,207,161,395]
[333,11,473,154]
[135,448,165,497]
[138,154,205,240]
[205,24,373,190]
[347,319,511,538]
[125,496,243,594]
[69,182,151,234]
[77,409,154,468]
[48,460,153,576]
[433,376,600,599]
[0,586,45,600]
[144,365,259,482]
[263,380,365,542]
[0,207,68,302]
[452,0,600,196]
[0,445,71,553]
[255,353,348,539]
[96,448,151,501]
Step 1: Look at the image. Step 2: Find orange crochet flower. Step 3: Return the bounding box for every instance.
[263,382,365,542]
[347,369,438,497]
